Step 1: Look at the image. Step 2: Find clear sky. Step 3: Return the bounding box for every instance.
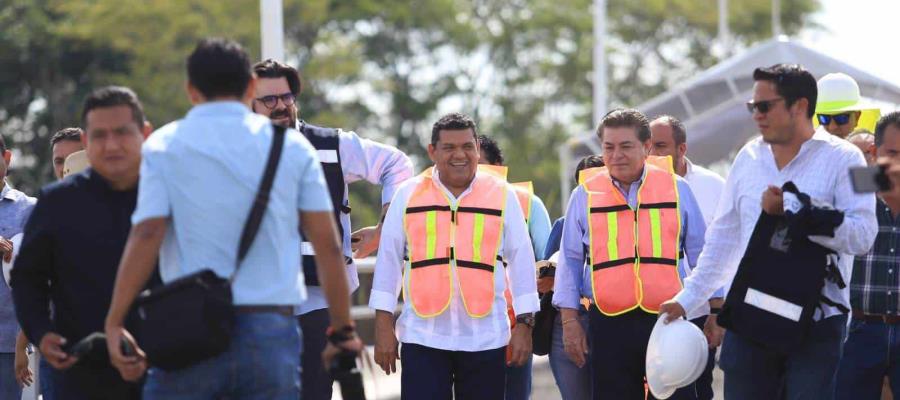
[800,0,900,86]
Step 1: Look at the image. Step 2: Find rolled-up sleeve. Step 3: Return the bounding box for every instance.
[553,187,588,310]
[368,183,412,312]
[339,130,415,205]
[503,187,539,315]
[132,143,171,224]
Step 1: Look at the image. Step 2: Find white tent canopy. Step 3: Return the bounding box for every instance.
[558,37,900,208]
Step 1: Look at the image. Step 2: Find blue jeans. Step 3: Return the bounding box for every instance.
[549,311,591,400]
[39,357,56,400]
[505,353,532,400]
[143,312,301,400]
[720,314,847,400]
[0,353,21,400]
[835,318,900,399]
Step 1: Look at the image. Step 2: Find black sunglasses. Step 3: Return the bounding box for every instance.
[746,98,785,114]
[817,113,852,126]
[255,93,296,110]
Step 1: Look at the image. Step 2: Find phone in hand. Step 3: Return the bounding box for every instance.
[120,336,136,357]
[849,165,892,193]
[65,332,106,359]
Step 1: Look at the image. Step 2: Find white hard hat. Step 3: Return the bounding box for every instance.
[646,314,709,399]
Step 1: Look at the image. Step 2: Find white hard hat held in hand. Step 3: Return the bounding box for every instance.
[646,313,709,399]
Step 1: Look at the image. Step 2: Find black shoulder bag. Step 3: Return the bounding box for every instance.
[135,124,287,371]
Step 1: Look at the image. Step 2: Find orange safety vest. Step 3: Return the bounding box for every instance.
[477,164,533,222]
[403,167,508,318]
[582,156,682,316]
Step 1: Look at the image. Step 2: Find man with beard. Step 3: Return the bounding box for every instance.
[251,59,413,400]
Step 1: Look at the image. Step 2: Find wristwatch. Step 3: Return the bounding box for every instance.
[515,313,535,329]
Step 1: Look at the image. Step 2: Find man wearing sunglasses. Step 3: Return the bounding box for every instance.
[815,72,881,139]
[252,59,414,400]
[660,64,877,399]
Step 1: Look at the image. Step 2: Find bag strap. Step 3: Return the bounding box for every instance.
[231,124,287,281]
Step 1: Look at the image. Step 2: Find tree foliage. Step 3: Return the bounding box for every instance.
[0,0,819,223]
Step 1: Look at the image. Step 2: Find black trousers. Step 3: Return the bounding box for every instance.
[589,307,712,400]
[297,308,332,400]
[400,343,506,400]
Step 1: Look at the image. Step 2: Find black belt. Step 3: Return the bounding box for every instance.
[235,305,294,317]
[852,309,900,324]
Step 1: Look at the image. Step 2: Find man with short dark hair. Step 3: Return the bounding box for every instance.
[0,134,36,400]
[835,111,900,399]
[11,86,151,399]
[50,128,84,180]
[661,64,878,399]
[104,38,360,399]
[554,108,708,399]
[477,134,551,400]
[251,58,412,400]
[370,113,539,399]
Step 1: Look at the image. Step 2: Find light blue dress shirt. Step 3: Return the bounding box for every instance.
[552,167,721,319]
[132,101,333,306]
[0,183,34,352]
[527,194,552,261]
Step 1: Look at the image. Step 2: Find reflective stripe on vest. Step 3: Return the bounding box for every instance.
[584,156,682,315]
[404,168,508,318]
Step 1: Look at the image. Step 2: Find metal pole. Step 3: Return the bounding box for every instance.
[772,0,783,37]
[718,0,730,48]
[260,0,285,61]
[592,0,607,130]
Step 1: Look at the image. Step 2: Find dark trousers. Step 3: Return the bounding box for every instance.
[720,314,847,400]
[42,361,142,400]
[298,309,332,400]
[588,307,658,400]
[400,343,506,400]
[835,318,900,400]
[668,316,716,400]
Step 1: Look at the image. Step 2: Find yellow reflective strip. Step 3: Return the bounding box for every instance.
[426,211,437,259]
[472,213,485,263]
[606,212,618,260]
[650,208,662,258]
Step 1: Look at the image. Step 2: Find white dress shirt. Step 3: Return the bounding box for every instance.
[298,127,415,314]
[683,158,726,226]
[369,169,540,352]
[674,129,877,320]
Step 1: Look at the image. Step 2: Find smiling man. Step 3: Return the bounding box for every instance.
[11,86,151,399]
[553,108,708,399]
[370,113,538,399]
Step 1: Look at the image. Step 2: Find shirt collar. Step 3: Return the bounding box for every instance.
[611,167,647,193]
[684,158,695,177]
[430,168,476,201]
[0,181,16,202]
[185,101,250,119]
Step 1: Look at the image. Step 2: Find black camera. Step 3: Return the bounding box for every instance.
[329,350,366,400]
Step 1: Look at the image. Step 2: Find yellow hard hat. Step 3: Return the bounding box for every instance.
[815,73,881,132]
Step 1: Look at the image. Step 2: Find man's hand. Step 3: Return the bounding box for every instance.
[703,314,725,349]
[658,300,687,324]
[507,324,532,367]
[561,309,589,368]
[105,325,147,382]
[537,276,555,294]
[0,237,12,263]
[14,345,32,387]
[374,311,399,375]
[39,332,77,370]
[351,226,380,258]
[322,334,364,371]
[761,185,784,216]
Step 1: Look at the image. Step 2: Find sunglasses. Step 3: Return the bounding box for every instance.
[746,98,785,114]
[816,113,852,126]
[254,93,296,110]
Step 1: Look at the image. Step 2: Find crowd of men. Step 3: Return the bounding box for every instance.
[0,35,899,400]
